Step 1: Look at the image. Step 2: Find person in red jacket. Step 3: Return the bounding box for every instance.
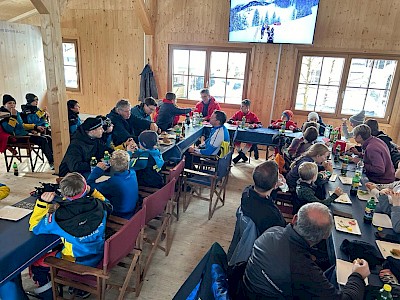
[194,88,221,121]
[270,109,298,131]
[229,99,262,163]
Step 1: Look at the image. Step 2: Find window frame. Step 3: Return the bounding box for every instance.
[62,38,82,93]
[168,44,251,105]
[291,50,400,123]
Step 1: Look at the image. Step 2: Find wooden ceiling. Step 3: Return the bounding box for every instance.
[0,0,36,21]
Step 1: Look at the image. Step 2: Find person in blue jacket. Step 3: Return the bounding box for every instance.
[21,93,49,128]
[88,149,139,219]
[29,172,112,298]
[0,94,54,168]
[67,99,81,136]
[130,130,165,188]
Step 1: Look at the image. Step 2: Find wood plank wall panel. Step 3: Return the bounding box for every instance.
[59,6,144,115]
[0,21,46,110]
[152,0,400,140]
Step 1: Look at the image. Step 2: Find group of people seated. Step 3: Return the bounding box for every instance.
[4,86,400,299]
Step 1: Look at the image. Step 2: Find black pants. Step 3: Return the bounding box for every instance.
[29,135,53,163]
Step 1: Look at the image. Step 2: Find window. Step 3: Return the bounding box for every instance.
[293,51,400,120]
[169,45,250,104]
[62,39,81,91]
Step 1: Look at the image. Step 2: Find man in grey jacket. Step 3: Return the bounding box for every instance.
[239,202,370,299]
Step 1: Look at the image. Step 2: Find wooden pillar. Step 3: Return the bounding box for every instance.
[30,0,69,173]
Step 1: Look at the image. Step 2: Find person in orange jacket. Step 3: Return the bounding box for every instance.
[270,109,298,131]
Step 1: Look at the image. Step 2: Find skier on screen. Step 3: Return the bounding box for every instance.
[267,26,274,43]
[261,23,267,39]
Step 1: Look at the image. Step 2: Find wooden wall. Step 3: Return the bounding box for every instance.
[153,0,400,141]
[58,0,145,115]
[0,21,47,110]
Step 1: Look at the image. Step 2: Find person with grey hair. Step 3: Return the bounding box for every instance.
[238,203,370,299]
[352,124,395,184]
[193,88,221,121]
[107,99,157,146]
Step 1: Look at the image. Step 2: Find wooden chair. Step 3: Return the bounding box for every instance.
[44,207,146,300]
[4,135,44,172]
[183,150,233,220]
[274,190,295,223]
[142,178,176,278]
[166,158,185,221]
[139,158,185,221]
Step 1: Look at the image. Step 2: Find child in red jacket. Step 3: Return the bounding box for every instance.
[229,99,262,163]
[270,109,298,131]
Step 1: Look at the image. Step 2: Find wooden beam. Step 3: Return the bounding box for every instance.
[34,0,70,172]
[30,0,50,14]
[7,9,38,23]
[133,0,154,35]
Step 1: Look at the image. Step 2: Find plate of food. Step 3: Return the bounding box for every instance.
[339,176,353,185]
[357,190,373,201]
[333,193,352,204]
[334,216,361,235]
[376,240,400,259]
[159,137,173,145]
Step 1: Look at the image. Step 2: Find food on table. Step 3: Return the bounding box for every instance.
[390,249,400,257]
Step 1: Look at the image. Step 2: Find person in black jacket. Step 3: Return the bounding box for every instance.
[241,160,286,234]
[156,92,192,132]
[239,203,370,300]
[107,99,158,145]
[59,117,112,178]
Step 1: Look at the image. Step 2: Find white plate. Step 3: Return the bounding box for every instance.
[329,174,338,182]
[372,213,393,229]
[376,240,400,259]
[357,190,373,201]
[336,259,368,285]
[334,216,361,235]
[159,140,173,146]
[0,206,32,221]
[333,193,352,204]
[339,176,352,185]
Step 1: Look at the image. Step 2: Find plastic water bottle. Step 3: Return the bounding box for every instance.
[356,159,364,174]
[324,125,331,139]
[13,162,18,176]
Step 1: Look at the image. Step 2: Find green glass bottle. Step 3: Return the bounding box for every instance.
[363,196,376,224]
[377,284,393,300]
[103,151,110,167]
[350,171,361,196]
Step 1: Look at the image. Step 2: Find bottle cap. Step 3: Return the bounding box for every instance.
[383,284,392,292]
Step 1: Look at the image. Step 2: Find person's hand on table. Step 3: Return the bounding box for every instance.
[188,146,196,153]
[351,156,360,164]
[96,161,108,171]
[40,192,55,203]
[322,161,333,173]
[387,191,400,206]
[380,188,391,195]
[349,147,361,156]
[36,126,46,133]
[248,124,256,129]
[150,122,158,132]
[352,259,370,279]
[125,138,138,152]
[334,187,344,196]
[365,182,377,191]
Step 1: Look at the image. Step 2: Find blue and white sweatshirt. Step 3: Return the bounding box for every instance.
[196,125,230,156]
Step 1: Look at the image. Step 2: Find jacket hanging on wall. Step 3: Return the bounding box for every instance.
[139,63,159,102]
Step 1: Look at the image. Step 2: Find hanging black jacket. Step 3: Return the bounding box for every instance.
[139,64,159,102]
[59,126,112,177]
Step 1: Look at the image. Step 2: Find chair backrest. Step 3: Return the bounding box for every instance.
[167,159,185,183]
[143,178,176,224]
[216,150,233,180]
[103,206,146,271]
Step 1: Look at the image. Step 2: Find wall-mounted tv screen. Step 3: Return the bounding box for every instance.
[229,0,320,45]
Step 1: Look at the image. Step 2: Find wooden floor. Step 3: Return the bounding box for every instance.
[0,152,263,299]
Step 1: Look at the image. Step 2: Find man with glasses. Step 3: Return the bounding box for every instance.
[130,97,158,136]
[107,99,157,146]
